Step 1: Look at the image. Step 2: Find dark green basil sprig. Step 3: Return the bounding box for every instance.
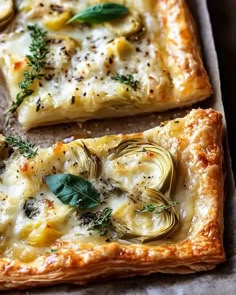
[46,174,101,209]
[67,3,128,24]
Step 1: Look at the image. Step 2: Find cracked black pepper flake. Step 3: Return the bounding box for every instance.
[36,98,44,112]
[71,96,76,104]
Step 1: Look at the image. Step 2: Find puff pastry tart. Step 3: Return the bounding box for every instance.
[0,109,225,289]
[0,0,212,129]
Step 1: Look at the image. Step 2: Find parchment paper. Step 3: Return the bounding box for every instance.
[1,0,235,294]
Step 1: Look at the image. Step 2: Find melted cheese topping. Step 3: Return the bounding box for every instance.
[0,0,210,129]
[0,124,195,262]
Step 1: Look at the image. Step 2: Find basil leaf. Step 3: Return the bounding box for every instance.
[45,174,100,209]
[67,3,129,24]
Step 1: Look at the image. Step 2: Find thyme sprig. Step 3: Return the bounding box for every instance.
[88,207,113,236]
[5,136,38,159]
[136,201,179,214]
[111,74,139,91]
[8,25,49,113]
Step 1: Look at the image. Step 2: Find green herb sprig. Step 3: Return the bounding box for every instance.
[5,136,38,159]
[89,207,113,236]
[8,25,49,113]
[111,74,139,91]
[136,201,179,214]
[67,3,128,24]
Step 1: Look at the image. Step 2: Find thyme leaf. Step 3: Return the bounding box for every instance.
[5,136,38,159]
[136,201,179,214]
[8,25,49,113]
[111,74,139,91]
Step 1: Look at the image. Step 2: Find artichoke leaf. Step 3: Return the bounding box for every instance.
[108,139,176,197]
[105,11,143,37]
[112,188,179,242]
[68,141,100,180]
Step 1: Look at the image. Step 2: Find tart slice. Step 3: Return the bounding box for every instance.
[0,0,212,129]
[0,109,224,289]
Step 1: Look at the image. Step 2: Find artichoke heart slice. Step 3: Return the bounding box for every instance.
[107,139,175,196]
[105,11,143,37]
[112,188,179,242]
[67,141,100,180]
[0,0,14,30]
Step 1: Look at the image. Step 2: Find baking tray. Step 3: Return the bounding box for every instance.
[0,0,235,294]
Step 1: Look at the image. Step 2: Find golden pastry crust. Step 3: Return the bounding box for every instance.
[0,109,225,289]
[157,0,212,101]
[0,0,212,129]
